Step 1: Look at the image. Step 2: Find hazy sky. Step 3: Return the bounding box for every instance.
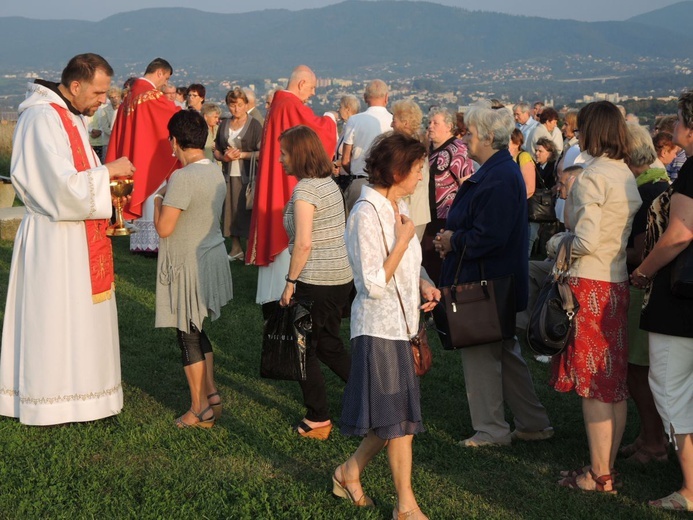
[1,0,684,22]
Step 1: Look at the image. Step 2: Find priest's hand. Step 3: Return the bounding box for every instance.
[106,157,136,179]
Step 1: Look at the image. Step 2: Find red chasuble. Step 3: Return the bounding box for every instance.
[246,90,336,266]
[105,78,180,220]
[50,103,114,303]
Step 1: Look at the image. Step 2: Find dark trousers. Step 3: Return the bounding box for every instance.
[422,218,445,285]
[294,280,353,422]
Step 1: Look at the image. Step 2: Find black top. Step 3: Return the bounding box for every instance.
[640,157,693,337]
[626,179,669,273]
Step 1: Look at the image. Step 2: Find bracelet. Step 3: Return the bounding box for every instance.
[154,194,164,200]
[633,268,652,282]
[285,275,298,284]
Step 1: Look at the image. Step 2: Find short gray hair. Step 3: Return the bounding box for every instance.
[339,94,360,113]
[428,107,454,132]
[466,100,515,150]
[200,103,222,117]
[364,79,388,103]
[513,102,530,114]
[243,87,256,104]
[626,122,657,168]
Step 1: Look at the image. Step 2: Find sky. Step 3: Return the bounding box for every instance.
[1,0,685,22]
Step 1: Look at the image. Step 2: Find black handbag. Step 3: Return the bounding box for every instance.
[526,234,580,356]
[260,300,312,381]
[432,246,516,350]
[528,170,557,223]
[671,242,693,299]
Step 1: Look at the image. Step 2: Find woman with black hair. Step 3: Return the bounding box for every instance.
[154,110,233,428]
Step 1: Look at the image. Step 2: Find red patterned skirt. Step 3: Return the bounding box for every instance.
[550,278,629,403]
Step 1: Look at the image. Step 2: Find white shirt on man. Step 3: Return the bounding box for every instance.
[342,106,393,176]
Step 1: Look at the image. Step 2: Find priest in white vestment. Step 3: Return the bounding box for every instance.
[0,53,135,426]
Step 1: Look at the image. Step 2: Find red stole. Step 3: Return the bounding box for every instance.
[50,103,114,303]
[105,78,181,220]
[246,91,337,266]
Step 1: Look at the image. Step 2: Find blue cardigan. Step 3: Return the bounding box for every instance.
[440,148,529,311]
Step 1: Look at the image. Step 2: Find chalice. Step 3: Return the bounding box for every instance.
[107,178,135,236]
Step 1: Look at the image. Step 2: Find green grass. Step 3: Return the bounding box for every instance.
[0,121,13,178]
[0,237,685,519]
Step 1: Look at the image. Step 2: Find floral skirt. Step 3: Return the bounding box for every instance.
[550,278,629,403]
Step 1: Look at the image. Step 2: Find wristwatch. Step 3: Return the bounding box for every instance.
[285,275,298,284]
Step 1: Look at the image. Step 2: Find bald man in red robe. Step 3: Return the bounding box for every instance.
[247,65,337,309]
[105,57,180,252]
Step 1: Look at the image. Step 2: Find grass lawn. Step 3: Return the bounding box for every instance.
[0,236,684,519]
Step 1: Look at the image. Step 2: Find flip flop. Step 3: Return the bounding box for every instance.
[649,491,693,511]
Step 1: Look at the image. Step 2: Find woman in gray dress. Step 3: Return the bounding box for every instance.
[154,110,233,428]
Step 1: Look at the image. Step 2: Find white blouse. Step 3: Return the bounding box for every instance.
[346,185,422,341]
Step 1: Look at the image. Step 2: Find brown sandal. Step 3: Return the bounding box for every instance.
[331,465,374,507]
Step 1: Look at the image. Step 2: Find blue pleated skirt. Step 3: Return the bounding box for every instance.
[340,335,424,439]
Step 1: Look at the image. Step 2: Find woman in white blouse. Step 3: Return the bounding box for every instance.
[334,133,440,520]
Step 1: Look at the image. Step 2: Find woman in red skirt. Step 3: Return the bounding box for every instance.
[552,101,641,493]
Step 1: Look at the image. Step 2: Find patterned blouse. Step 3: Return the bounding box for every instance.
[428,137,474,219]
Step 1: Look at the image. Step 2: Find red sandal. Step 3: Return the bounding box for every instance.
[558,468,617,494]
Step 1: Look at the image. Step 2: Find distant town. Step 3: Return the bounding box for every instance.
[1,53,690,126]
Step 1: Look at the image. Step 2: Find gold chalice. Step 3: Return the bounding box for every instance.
[107,178,136,236]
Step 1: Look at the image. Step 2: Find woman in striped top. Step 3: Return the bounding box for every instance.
[280,125,354,441]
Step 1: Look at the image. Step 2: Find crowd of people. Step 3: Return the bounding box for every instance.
[0,52,692,515]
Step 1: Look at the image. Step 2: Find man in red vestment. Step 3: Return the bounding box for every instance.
[246,65,337,310]
[105,57,180,252]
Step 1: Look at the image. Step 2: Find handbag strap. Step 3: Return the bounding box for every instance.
[553,233,578,316]
[357,199,413,337]
[553,233,576,281]
[534,167,549,191]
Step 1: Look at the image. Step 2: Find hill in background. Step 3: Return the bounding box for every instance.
[0,1,691,77]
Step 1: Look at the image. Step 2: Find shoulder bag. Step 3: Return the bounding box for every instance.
[431,246,516,350]
[526,234,580,356]
[245,155,257,210]
[528,169,557,223]
[359,200,432,376]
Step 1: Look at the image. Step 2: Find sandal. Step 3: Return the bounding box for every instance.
[649,491,693,511]
[558,465,623,488]
[558,469,617,494]
[175,406,215,429]
[207,392,222,419]
[332,465,374,507]
[295,419,332,440]
[393,507,428,519]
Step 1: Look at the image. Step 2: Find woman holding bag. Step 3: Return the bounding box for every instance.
[214,87,262,261]
[553,101,641,493]
[335,132,440,520]
[278,126,353,440]
[435,101,552,448]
